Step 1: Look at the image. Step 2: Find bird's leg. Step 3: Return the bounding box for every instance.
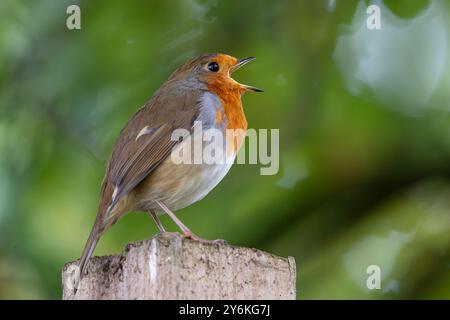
[154,200,197,237]
[148,209,166,233]
[154,200,226,245]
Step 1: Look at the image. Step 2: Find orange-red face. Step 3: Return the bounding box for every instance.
[180,53,263,94]
[199,54,263,93]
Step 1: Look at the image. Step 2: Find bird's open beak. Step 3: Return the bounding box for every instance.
[230,57,264,93]
[231,57,256,72]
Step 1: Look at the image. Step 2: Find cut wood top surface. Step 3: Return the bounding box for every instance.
[63,232,296,300]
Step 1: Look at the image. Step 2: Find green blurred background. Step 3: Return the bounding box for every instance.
[1,0,450,299]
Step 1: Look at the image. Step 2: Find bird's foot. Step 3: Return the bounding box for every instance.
[182,232,228,245]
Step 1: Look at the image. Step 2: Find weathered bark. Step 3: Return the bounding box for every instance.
[62,232,296,300]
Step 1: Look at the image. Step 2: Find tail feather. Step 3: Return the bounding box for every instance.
[73,222,101,292]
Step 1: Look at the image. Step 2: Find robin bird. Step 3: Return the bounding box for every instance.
[74,53,262,289]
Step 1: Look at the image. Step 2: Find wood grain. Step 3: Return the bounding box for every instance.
[63,233,296,300]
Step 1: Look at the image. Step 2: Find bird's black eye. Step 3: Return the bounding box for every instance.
[207,62,219,72]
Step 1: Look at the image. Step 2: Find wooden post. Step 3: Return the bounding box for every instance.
[62,232,296,300]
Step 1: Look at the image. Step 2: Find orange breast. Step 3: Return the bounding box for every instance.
[207,82,247,153]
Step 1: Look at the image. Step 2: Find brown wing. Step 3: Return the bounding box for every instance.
[98,86,202,218]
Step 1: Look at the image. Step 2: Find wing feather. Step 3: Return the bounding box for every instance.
[98,86,203,218]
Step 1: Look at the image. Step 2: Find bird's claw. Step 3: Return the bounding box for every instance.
[182,232,227,245]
